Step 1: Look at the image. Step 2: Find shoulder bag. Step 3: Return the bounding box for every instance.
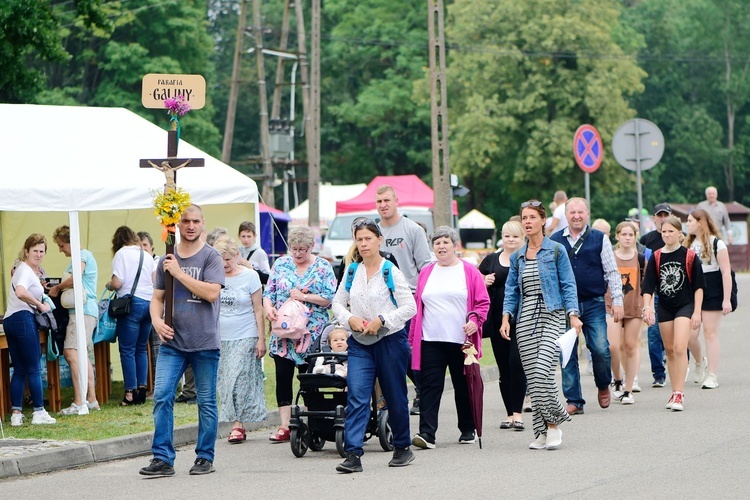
[108,249,144,317]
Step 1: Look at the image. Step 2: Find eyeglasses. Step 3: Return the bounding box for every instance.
[521,200,542,208]
[290,246,311,254]
[352,218,382,237]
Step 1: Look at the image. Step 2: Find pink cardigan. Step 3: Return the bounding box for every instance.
[408,260,490,370]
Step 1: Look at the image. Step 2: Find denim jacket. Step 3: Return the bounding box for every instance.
[502,237,580,320]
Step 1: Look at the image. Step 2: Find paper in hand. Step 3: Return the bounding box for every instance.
[556,327,578,368]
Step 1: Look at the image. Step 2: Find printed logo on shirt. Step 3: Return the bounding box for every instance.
[658,262,685,297]
[182,266,203,302]
[384,237,405,249]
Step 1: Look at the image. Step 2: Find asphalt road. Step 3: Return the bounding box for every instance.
[2,276,749,499]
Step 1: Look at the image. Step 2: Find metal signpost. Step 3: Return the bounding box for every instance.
[612,118,665,234]
[573,124,603,207]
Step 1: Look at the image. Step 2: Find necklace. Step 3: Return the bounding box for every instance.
[664,244,680,252]
[527,242,542,249]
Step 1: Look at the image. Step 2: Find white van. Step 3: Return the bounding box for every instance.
[320,208,435,275]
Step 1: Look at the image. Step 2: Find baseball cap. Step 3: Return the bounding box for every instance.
[653,203,671,215]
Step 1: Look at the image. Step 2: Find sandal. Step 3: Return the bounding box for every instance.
[228,427,246,444]
[121,390,138,406]
[512,421,525,431]
[269,427,291,442]
[500,421,513,430]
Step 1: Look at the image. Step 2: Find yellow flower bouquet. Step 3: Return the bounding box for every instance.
[152,187,191,243]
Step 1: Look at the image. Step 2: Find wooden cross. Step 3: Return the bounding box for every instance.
[139,130,204,326]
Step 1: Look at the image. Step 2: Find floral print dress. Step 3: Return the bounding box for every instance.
[263,256,337,365]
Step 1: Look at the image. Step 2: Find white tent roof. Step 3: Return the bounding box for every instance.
[459,209,496,229]
[289,183,366,227]
[0,104,258,211]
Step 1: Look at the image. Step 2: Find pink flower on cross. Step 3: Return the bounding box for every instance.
[164,96,191,117]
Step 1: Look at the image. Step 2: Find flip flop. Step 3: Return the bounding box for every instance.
[228,427,246,444]
[512,421,525,431]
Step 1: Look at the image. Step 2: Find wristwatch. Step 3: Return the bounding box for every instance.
[378,314,386,326]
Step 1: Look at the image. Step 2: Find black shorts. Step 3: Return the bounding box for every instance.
[702,270,724,311]
[657,302,694,322]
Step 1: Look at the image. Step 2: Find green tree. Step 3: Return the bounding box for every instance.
[446,0,646,224]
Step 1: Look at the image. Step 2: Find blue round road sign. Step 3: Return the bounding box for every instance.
[573,125,603,173]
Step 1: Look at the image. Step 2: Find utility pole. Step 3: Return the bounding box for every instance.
[270,0,291,120]
[427,0,451,227]
[308,0,321,228]
[252,0,274,206]
[295,0,316,226]
[221,0,247,163]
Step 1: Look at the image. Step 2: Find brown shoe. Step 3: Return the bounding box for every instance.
[566,404,584,415]
[598,388,611,408]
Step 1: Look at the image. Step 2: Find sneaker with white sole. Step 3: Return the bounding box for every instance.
[632,376,641,393]
[671,392,684,411]
[411,434,436,449]
[61,402,86,415]
[529,434,547,450]
[611,380,624,399]
[10,412,23,426]
[31,410,57,425]
[665,392,676,410]
[652,377,666,388]
[694,356,707,384]
[702,373,719,389]
[545,427,562,450]
[619,391,635,405]
[458,430,476,444]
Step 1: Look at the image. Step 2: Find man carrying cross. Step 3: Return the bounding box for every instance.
[140,204,225,477]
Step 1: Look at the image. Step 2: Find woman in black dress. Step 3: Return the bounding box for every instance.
[478,220,527,430]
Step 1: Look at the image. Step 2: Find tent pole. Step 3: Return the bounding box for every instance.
[68,212,90,414]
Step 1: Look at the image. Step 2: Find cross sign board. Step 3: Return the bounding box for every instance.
[573,124,603,173]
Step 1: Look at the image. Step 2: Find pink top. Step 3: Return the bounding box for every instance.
[408,260,490,370]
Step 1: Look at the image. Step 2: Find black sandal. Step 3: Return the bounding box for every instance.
[121,390,137,406]
[136,387,147,404]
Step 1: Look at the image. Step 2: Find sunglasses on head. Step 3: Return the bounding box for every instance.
[521,200,543,208]
[353,218,382,237]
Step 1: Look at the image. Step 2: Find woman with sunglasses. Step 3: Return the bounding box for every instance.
[332,219,417,473]
[685,209,730,389]
[263,226,337,442]
[501,200,581,450]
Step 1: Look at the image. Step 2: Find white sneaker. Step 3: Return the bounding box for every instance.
[31,410,57,425]
[10,412,23,426]
[620,391,635,405]
[611,380,624,399]
[411,434,436,449]
[702,373,719,389]
[529,434,547,450]
[61,402,86,415]
[671,392,684,411]
[694,356,707,384]
[665,392,676,410]
[632,376,641,393]
[545,428,562,450]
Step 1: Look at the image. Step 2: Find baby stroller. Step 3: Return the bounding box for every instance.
[289,322,393,458]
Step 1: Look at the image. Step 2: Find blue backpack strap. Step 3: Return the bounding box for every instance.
[345,262,358,293]
[381,260,397,306]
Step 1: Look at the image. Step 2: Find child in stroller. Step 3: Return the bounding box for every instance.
[288,322,392,458]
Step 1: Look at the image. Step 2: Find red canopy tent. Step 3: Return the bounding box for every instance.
[335,175,458,214]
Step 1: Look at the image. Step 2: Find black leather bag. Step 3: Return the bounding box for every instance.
[108,249,144,318]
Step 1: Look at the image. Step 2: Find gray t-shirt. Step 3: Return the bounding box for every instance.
[154,244,225,352]
[379,216,433,291]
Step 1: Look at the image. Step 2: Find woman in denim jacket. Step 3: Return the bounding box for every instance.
[500,200,581,451]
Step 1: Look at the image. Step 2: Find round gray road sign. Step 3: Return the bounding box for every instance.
[612,118,665,172]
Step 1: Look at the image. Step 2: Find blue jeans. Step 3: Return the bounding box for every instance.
[345,329,411,456]
[648,295,666,380]
[115,296,152,390]
[561,297,611,408]
[4,311,45,411]
[152,344,220,466]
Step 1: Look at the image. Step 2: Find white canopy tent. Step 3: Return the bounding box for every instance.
[0,104,258,409]
[458,209,496,229]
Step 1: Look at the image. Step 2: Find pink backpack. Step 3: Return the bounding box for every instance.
[271,298,312,356]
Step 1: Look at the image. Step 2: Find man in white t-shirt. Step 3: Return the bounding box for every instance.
[546,190,569,236]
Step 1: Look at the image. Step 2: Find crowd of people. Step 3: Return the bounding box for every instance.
[2,183,736,476]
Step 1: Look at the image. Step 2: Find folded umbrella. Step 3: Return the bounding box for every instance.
[462,339,484,449]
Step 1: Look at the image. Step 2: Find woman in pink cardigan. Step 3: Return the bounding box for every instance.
[409,226,490,449]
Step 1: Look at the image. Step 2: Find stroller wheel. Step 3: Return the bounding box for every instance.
[290,422,309,458]
[335,428,346,458]
[378,408,394,451]
[309,433,326,452]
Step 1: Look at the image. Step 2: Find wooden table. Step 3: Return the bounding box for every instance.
[0,330,61,418]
